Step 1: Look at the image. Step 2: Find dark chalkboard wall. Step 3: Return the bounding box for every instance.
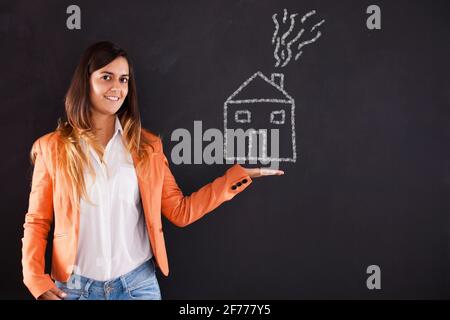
[0,0,448,299]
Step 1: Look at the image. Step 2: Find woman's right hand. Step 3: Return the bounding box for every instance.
[37,287,67,300]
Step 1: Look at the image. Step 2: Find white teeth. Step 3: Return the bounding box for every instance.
[105,96,119,101]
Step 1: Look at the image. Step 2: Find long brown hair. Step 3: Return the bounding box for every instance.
[38,41,154,206]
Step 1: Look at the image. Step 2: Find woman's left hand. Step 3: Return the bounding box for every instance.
[242,167,285,178]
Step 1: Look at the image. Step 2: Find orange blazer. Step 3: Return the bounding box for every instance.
[22,130,252,298]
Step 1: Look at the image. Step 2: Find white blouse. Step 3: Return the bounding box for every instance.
[74,116,152,281]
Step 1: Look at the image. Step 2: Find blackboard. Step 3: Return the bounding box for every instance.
[1,0,449,299]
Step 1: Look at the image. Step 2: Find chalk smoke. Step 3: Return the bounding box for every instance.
[272,8,325,68]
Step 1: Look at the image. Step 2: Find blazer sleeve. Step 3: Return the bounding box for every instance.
[21,137,57,299]
[160,140,252,227]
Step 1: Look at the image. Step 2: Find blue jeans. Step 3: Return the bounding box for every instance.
[55,258,162,300]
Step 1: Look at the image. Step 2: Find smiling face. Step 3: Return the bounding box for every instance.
[89,56,130,116]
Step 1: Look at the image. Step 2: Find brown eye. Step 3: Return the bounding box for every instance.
[120,78,129,83]
[102,75,111,80]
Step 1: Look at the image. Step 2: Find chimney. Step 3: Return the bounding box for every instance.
[271,73,284,89]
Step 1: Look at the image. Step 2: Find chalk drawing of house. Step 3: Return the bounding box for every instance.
[224,71,296,162]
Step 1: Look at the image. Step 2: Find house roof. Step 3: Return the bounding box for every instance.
[226,71,294,102]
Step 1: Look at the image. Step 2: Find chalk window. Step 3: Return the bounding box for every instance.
[270,110,285,124]
[235,110,251,123]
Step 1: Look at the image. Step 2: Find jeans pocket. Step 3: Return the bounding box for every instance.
[56,281,87,300]
[127,277,161,300]
[62,289,86,300]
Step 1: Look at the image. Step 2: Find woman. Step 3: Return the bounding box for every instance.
[21,41,283,300]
